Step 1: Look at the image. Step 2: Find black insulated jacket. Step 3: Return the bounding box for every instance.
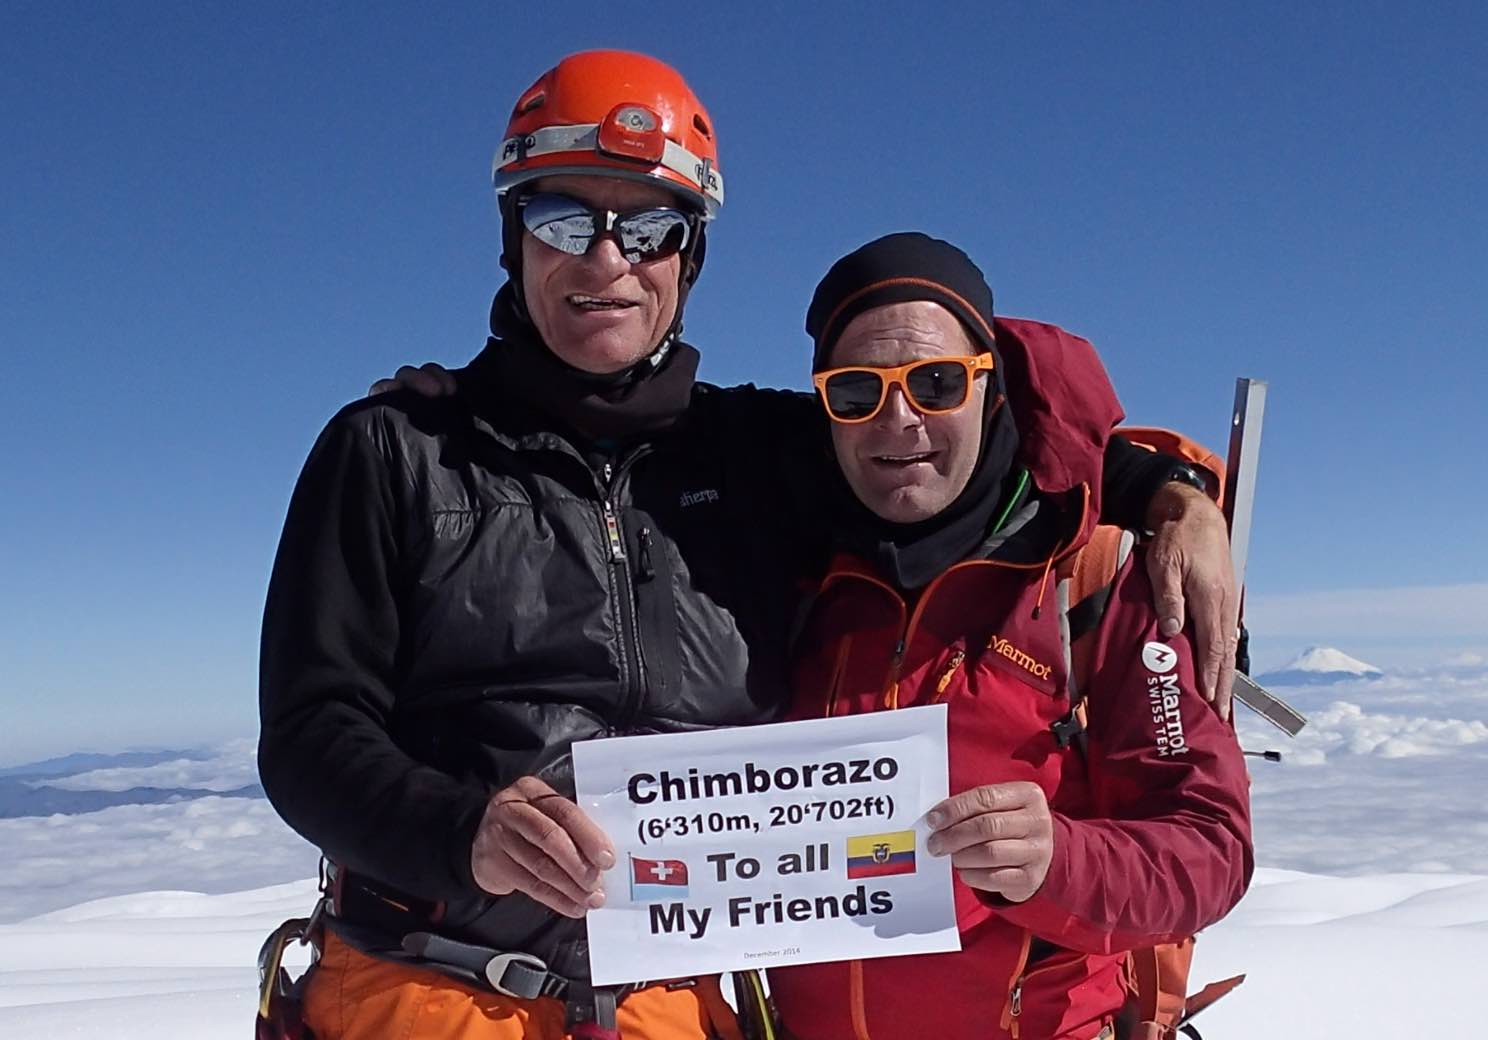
[259,361,823,963]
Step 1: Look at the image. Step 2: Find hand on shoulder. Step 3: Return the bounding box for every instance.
[369,362,458,398]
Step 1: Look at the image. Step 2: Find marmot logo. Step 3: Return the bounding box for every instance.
[1142,641,1179,674]
[987,635,1052,680]
[1149,673,1189,756]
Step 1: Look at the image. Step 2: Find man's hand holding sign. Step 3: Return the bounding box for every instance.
[571,706,959,985]
[926,782,1054,904]
[470,775,615,919]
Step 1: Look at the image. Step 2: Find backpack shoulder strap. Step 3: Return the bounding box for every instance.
[1059,525,1135,697]
[1128,939,1196,1038]
[1053,524,1134,753]
[1061,422,1225,715]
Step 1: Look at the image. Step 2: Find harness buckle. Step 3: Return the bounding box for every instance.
[483,950,552,999]
[1050,709,1085,749]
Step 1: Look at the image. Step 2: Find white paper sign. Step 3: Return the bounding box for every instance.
[571,705,958,985]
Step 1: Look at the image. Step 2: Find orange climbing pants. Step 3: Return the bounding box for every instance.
[301,932,744,1040]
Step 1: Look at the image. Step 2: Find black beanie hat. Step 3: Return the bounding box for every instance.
[806,232,997,371]
[806,232,1021,590]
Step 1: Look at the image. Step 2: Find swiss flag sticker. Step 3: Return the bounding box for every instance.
[629,856,690,901]
[632,857,688,886]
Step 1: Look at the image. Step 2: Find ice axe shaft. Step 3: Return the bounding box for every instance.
[1224,380,1266,593]
[1224,378,1307,736]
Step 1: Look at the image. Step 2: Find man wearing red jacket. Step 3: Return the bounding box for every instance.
[774,233,1253,1040]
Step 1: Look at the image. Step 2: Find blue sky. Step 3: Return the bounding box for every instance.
[2,1,1484,763]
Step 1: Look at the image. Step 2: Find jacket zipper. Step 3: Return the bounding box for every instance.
[824,634,854,718]
[931,650,966,702]
[847,560,980,710]
[881,639,905,710]
[849,958,873,1040]
[636,527,655,582]
[875,642,962,711]
[1007,957,1077,1039]
[1000,931,1034,1039]
[1000,930,1073,1039]
[599,453,652,727]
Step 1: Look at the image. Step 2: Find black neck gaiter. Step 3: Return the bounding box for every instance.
[470,284,699,444]
[807,232,1026,591]
[835,395,1023,591]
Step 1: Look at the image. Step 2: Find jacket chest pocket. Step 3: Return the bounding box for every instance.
[948,654,1073,791]
[407,499,614,670]
[978,628,1066,697]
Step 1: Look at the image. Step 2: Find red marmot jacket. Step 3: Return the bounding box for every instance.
[770,319,1253,1040]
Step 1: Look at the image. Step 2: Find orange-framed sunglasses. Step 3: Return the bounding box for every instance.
[812,353,996,424]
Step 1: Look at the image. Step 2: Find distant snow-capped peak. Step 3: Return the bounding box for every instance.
[1279,646,1383,676]
[1254,646,1383,687]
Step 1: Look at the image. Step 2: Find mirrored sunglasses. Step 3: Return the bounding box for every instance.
[518,192,695,263]
[812,354,996,424]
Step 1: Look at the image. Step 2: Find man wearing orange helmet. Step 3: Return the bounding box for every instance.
[259,50,1240,1040]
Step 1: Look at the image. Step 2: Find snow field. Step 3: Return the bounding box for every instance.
[1,665,1485,1036]
[2,870,1483,1036]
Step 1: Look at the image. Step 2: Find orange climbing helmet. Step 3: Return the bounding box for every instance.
[492,50,724,218]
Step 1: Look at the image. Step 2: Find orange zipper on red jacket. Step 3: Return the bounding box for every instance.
[1002,930,1090,1040]
[1000,930,1034,1039]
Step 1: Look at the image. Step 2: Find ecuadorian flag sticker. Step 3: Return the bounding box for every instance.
[845,830,917,879]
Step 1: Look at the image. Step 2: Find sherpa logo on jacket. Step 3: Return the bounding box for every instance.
[679,488,720,507]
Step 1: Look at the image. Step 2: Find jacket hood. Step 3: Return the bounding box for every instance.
[996,316,1122,551]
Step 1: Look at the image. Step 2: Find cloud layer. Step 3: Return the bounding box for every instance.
[36,739,259,794]
[1237,667,1488,876]
[0,798,318,923]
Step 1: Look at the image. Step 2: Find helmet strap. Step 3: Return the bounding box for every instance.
[497,191,534,325]
[657,222,706,354]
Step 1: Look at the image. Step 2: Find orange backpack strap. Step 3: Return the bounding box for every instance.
[1061,427,1223,696]
[1126,940,1196,1038]
[1059,420,1226,672]
[1051,524,1133,749]
[1060,525,1134,694]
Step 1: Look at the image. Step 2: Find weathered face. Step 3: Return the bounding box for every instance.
[827,301,989,524]
[520,174,684,374]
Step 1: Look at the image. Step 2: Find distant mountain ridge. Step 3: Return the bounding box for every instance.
[0,779,265,819]
[0,748,260,819]
[0,749,212,779]
[1257,645,1384,686]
